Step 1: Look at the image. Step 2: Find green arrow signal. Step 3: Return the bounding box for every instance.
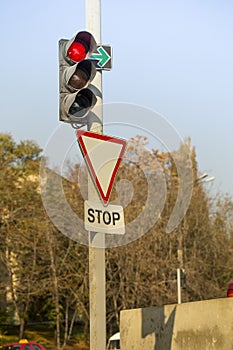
[91,47,111,68]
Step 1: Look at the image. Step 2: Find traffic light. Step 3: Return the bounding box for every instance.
[180,268,186,289]
[59,31,97,126]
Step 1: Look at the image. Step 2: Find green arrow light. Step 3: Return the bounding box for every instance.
[90,47,111,67]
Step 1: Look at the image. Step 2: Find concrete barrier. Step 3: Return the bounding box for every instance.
[120,298,233,349]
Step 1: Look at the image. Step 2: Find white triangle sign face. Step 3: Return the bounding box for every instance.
[76,130,127,205]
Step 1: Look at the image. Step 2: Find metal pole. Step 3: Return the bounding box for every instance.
[85,1,106,350]
[177,268,181,304]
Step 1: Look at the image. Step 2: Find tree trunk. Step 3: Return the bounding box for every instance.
[46,228,61,350]
[19,318,25,339]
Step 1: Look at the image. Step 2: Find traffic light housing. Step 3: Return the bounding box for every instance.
[59,31,97,126]
[180,268,186,289]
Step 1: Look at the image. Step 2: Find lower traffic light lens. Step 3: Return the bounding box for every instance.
[68,89,97,118]
[67,42,87,62]
[75,92,92,108]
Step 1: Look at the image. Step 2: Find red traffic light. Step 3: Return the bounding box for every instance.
[59,31,98,124]
[66,31,96,63]
[67,41,87,63]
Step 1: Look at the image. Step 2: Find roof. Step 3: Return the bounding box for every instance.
[109,332,120,341]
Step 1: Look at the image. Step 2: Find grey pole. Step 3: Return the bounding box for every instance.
[177,268,181,304]
[85,1,106,349]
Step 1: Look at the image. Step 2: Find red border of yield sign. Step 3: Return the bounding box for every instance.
[76,130,126,205]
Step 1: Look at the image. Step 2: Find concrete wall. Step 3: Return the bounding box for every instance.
[120,298,233,350]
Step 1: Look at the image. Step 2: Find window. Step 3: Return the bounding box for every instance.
[32,345,41,350]
[12,346,21,350]
[109,340,120,349]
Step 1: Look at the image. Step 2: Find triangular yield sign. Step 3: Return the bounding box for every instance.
[76,130,126,205]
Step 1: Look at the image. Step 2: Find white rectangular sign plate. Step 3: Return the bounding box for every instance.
[84,200,125,235]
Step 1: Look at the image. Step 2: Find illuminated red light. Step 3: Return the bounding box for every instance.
[227,283,233,297]
[67,42,87,62]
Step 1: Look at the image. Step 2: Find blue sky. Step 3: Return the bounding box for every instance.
[0,0,233,196]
